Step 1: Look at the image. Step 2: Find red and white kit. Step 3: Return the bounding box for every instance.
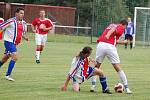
[96,24,125,64]
[32,18,53,45]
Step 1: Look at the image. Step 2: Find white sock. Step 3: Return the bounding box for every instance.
[92,76,97,86]
[36,51,40,60]
[118,70,128,87]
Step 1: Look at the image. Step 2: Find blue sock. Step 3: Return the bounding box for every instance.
[6,60,16,76]
[99,77,108,91]
[0,61,3,68]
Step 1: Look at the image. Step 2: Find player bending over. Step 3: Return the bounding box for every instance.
[90,19,132,94]
[61,46,112,94]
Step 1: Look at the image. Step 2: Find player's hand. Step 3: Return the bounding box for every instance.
[122,40,128,44]
[25,37,29,41]
[61,85,67,91]
[43,27,47,31]
[105,34,110,39]
[32,30,36,33]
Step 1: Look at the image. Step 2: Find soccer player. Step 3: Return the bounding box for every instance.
[0,7,28,81]
[125,17,134,49]
[90,19,132,94]
[61,46,112,94]
[32,9,53,64]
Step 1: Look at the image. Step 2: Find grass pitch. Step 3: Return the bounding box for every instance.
[0,34,150,100]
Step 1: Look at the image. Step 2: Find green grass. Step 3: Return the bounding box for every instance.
[28,33,97,44]
[0,35,150,100]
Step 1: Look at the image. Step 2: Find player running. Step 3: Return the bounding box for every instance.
[61,46,112,94]
[0,7,28,81]
[90,19,132,94]
[32,9,53,64]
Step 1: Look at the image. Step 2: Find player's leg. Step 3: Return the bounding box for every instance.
[0,54,10,68]
[90,62,101,92]
[107,47,132,93]
[35,34,42,64]
[112,64,132,93]
[72,83,80,92]
[4,41,17,81]
[90,43,106,92]
[35,45,41,64]
[40,34,47,54]
[125,34,128,49]
[129,35,133,49]
[72,77,80,92]
[91,68,112,94]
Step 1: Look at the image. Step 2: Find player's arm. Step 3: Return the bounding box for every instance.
[43,19,54,31]
[0,19,13,31]
[43,26,51,31]
[61,57,79,91]
[22,23,29,41]
[31,19,37,33]
[105,27,116,39]
[61,75,70,91]
[89,57,97,67]
[31,25,36,33]
[117,39,128,44]
[22,35,29,41]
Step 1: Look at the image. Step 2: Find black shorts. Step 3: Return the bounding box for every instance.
[125,34,133,41]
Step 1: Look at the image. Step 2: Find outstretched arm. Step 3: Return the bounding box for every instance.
[22,24,29,41]
[61,75,70,91]
[117,39,128,44]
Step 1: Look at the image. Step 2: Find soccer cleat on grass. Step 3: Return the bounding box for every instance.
[36,60,40,64]
[125,88,132,94]
[5,76,15,81]
[103,89,112,94]
[90,85,96,92]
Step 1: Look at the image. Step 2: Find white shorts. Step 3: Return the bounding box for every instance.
[35,33,47,46]
[96,42,120,64]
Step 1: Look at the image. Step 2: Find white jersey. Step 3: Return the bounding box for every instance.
[0,17,27,45]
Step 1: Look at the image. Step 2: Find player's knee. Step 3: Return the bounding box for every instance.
[95,68,104,77]
[95,62,101,68]
[11,55,18,61]
[72,83,80,92]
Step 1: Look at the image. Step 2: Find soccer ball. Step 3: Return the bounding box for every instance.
[114,83,124,93]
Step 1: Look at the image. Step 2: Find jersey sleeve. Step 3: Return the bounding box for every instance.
[46,19,53,29]
[0,18,14,29]
[32,18,37,26]
[115,25,124,35]
[68,57,79,78]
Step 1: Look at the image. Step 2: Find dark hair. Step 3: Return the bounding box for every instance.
[120,19,128,26]
[77,46,92,59]
[15,7,24,13]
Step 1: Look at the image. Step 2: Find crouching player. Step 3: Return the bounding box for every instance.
[61,46,112,94]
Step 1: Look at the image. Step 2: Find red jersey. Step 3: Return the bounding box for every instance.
[32,18,53,35]
[15,21,23,45]
[83,58,89,78]
[1,17,27,45]
[97,24,125,46]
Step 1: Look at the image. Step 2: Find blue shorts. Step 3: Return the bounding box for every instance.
[4,41,17,55]
[72,66,95,84]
